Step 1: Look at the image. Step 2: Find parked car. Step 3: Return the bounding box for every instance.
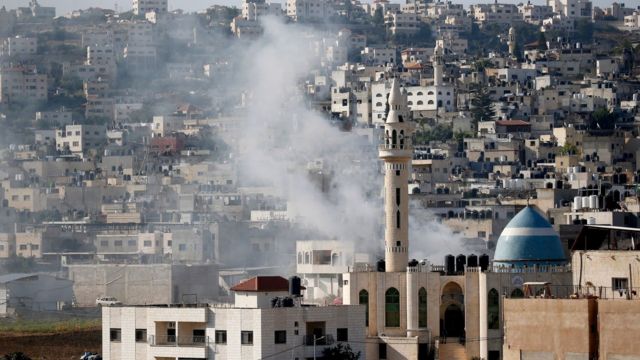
[96,297,121,306]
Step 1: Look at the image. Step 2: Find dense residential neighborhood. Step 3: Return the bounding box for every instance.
[1,0,640,359]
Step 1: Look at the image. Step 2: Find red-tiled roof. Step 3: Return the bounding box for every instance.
[496,120,530,126]
[230,276,290,292]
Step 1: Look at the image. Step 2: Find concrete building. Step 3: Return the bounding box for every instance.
[55,124,107,154]
[385,11,420,36]
[0,66,47,104]
[286,0,334,22]
[133,0,168,15]
[0,273,73,315]
[470,3,520,25]
[67,263,219,307]
[547,0,592,18]
[102,276,366,360]
[0,36,37,57]
[241,0,282,20]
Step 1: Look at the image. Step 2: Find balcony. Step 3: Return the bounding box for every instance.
[150,335,210,347]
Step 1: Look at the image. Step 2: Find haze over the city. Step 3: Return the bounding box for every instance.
[1,0,624,15]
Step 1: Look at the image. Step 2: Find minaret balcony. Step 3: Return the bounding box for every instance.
[379,143,413,159]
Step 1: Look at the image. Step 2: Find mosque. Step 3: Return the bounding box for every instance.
[342,79,572,360]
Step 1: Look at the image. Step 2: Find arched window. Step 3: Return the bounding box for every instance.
[400,130,405,148]
[408,101,413,105]
[376,93,383,97]
[428,100,434,105]
[510,288,524,298]
[417,100,424,105]
[385,288,400,327]
[428,91,434,95]
[376,102,383,106]
[488,288,500,330]
[407,92,413,96]
[297,252,302,264]
[396,210,401,229]
[419,287,427,328]
[392,130,397,147]
[304,252,310,264]
[385,130,389,147]
[417,91,424,96]
[359,289,369,326]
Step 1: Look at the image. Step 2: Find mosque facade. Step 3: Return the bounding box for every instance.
[343,79,573,360]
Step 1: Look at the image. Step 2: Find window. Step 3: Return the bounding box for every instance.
[241,331,253,345]
[144,240,152,247]
[19,245,27,250]
[178,244,186,251]
[359,289,369,326]
[396,210,401,229]
[385,287,400,327]
[110,328,121,341]
[100,240,108,247]
[488,288,500,329]
[418,287,427,328]
[337,328,348,342]
[612,278,628,291]
[128,240,136,247]
[114,240,123,247]
[193,329,206,343]
[274,330,286,344]
[135,329,147,342]
[215,330,227,344]
[396,188,401,206]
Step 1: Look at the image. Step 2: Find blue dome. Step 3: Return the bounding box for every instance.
[493,206,567,267]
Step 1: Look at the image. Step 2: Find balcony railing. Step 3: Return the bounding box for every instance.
[303,334,335,346]
[150,335,209,347]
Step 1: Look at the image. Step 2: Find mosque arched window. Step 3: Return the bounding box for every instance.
[510,288,524,298]
[385,287,400,327]
[400,130,405,148]
[385,130,389,147]
[359,289,369,326]
[419,287,427,328]
[392,130,397,147]
[304,252,310,264]
[488,288,500,330]
[297,252,302,264]
[417,100,424,105]
[428,100,434,105]
[396,210,401,229]
[428,91,434,95]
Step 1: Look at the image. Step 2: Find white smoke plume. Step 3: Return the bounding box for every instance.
[229,17,473,265]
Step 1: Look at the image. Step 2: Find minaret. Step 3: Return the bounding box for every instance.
[433,43,444,86]
[508,25,516,58]
[379,79,414,272]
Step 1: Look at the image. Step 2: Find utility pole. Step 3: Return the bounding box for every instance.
[313,335,326,360]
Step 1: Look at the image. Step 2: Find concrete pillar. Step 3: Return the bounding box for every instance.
[407,269,418,337]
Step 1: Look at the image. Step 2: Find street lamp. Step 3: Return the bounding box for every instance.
[313,335,326,360]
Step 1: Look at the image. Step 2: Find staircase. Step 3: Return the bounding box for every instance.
[438,340,467,360]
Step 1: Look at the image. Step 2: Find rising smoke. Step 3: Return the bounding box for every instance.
[227,17,471,266]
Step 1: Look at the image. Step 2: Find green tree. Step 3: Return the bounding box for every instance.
[589,107,616,131]
[537,31,547,50]
[470,85,495,131]
[321,343,361,360]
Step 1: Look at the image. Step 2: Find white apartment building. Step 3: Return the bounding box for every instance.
[0,67,47,104]
[385,11,420,35]
[102,276,366,360]
[361,46,396,66]
[87,44,117,78]
[624,11,640,28]
[35,110,73,126]
[518,3,553,23]
[0,36,37,57]
[55,124,107,154]
[436,35,468,55]
[547,0,592,18]
[286,0,334,22]
[241,0,282,20]
[132,0,168,16]
[470,3,520,25]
